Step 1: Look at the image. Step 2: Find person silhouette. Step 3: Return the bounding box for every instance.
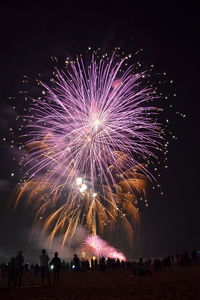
[51,252,62,285]
[39,249,51,287]
[8,257,16,289]
[15,250,24,287]
[73,254,80,271]
[99,256,106,272]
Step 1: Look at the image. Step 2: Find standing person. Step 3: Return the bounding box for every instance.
[15,251,24,288]
[39,249,51,287]
[8,257,16,289]
[99,257,106,272]
[51,252,62,285]
[73,254,80,271]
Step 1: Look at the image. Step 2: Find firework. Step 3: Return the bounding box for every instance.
[83,234,126,261]
[15,51,163,245]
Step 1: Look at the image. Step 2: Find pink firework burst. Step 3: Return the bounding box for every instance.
[83,234,126,261]
[24,52,161,190]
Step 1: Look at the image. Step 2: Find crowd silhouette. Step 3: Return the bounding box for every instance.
[0,248,199,289]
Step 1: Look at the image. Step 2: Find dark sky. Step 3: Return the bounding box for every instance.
[0,1,199,260]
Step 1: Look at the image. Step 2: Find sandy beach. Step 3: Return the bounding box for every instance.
[1,265,200,300]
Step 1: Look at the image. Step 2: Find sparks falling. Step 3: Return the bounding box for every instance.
[15,51,163,245]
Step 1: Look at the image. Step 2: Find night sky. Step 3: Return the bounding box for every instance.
[0,2,199,261]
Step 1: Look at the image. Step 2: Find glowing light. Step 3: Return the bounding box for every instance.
[79,183,87,193]
[76,177,83,186]
[93,119,101,126]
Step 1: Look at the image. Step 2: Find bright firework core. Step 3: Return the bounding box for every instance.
[76,177,89,193]
[93,118,100,126]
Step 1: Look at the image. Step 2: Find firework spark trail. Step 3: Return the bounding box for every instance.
[15,51,163,244]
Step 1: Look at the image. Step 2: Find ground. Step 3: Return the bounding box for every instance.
[1,266,200,299]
